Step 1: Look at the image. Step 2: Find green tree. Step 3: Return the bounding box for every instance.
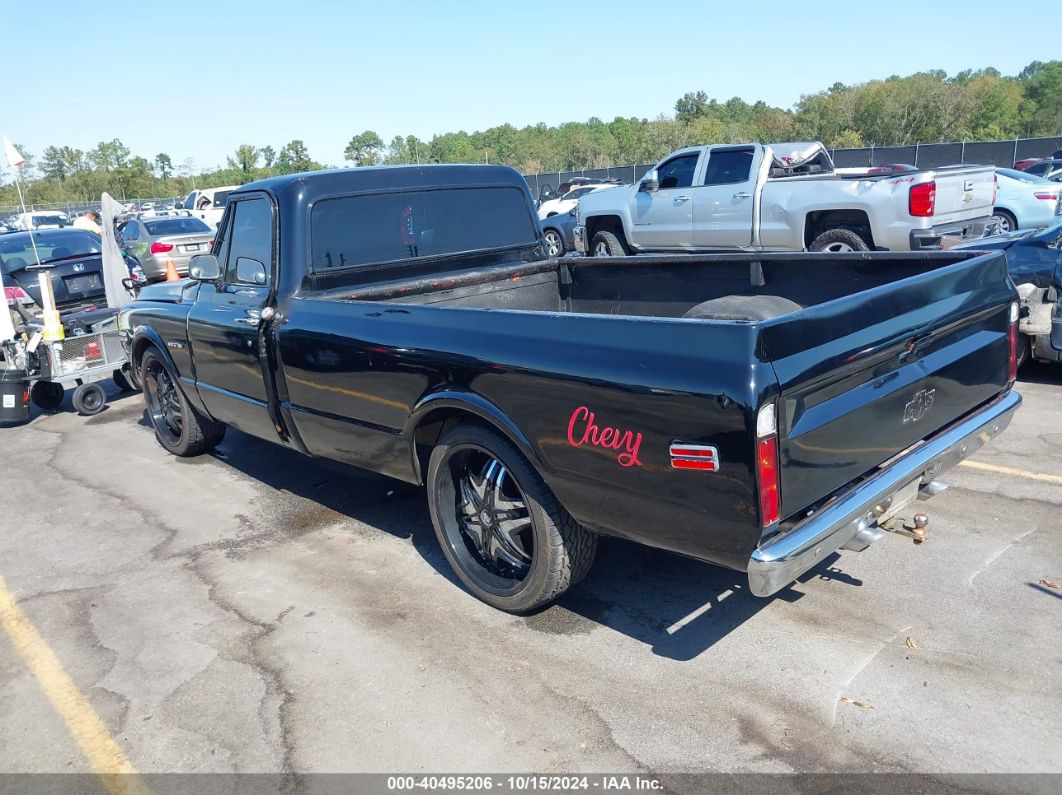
[344,131,384,166]
[275,140,318,174]
[261,145,276,169]
[154,153,173,180]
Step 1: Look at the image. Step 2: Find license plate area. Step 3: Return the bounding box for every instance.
[871,478,921,525]
[182,243,201,253]
[63,273,103,293]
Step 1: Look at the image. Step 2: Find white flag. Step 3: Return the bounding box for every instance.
[2,136,25,171]
[0,268,16,342]
[100,192,131,307]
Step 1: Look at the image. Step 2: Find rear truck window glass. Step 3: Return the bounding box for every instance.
[212,191,231,208]
[703,149,754,186]
[311,187,538,271]
[144,218,212,235]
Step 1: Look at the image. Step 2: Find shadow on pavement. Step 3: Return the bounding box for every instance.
[189,424,864,662]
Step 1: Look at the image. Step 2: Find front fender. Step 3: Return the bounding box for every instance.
[129,324,211,417]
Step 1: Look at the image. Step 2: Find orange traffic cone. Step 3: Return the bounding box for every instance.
[164,259,180,282]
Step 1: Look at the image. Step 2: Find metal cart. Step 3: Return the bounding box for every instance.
[24,328,136,416]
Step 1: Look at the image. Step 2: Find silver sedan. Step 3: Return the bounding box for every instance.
[119,215,215,281]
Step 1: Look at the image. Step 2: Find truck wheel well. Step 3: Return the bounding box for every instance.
[585,215,627,247]
[412,408,523,485]
[804,209,874,249]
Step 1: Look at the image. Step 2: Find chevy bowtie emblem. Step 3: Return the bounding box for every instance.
[903,388,936,424]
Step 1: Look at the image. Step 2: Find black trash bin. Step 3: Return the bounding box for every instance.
[0,367,31,424]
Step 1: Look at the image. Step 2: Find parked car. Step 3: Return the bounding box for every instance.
[540,208,577,256]
[1,228,142,317]
[955,221,1062,365]
[538,181,621,219]
[13,211,71,231]
[1023,159,1062,181]
[119,215,214,281]
[1014,158,1043,171]
[119,164,1020,613]
[536,176,601,206]
[574,142,998,255]
[991,169,1062,232]
[180,186,237,228]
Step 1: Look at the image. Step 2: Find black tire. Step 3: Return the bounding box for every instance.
[112,366,135,392]
[427,423,597,613]
[72,382,107,416]
[990,209,1017,234]
[543,228,565,257]
[590,229,630,257]
[808,228,870,253]
[30,381,65,411]
[141,348,225,456]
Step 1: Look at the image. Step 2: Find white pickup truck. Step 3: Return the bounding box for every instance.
[574,142,998,255]
[180,185,238,229]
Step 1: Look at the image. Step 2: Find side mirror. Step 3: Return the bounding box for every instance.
[640,170,659,192]
[189,253,221,281]
[235,257,267,285]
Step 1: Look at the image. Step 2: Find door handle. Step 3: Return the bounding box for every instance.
[233,317,259,326]
[674,195,690,203]
[733,192,752,199]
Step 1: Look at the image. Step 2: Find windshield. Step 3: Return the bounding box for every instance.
[182,191,197,210]
[998,168,1052,185]
[0,230,102,273]
[144,218,212,236]
[32,215,68,227]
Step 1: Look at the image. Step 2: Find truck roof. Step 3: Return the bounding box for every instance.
[236,164,529,202]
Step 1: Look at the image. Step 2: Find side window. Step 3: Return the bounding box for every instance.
[124,222,140,241]
[702,149,754,186]
[657,154,699,190]
[220,198,273,285]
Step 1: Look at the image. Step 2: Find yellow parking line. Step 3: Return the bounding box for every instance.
[959,460,1062,485]
[0,576,151,795]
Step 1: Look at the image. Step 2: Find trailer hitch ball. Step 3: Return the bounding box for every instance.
[911,513,929,545]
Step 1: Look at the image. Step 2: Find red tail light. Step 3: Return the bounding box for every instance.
[22,388,29,406]
[1033,192,1059,201]
[150,241,174,254]
[909,181,936,217]
[992,173,998,205]
[756,404,780,527]
[1007,301,1019,385]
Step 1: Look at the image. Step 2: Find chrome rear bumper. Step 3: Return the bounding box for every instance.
[747,389,1021,597]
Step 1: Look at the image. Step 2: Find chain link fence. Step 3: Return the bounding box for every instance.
[1,196,179,219]
[522,134,1062,196]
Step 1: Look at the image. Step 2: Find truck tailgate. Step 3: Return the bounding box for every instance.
[761,251,1014,519]
[930,166,996,223]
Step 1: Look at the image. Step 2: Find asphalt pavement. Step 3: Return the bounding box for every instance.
[0,366,1059,784]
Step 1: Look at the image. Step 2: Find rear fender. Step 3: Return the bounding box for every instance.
[406,390,543,485]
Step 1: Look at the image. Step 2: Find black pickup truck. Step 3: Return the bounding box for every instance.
[119,165,1022,613]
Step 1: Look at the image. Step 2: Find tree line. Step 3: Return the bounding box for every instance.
[3,60,1059,208]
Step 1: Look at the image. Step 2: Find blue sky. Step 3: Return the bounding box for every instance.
[2,0,1056,170]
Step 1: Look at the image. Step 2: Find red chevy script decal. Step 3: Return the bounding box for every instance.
[567,406,643,468]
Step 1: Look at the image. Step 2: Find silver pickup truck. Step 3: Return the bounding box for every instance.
[574,142,998,255]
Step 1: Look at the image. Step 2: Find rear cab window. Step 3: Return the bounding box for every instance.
[310,187,538,272]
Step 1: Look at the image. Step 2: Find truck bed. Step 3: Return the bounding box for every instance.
[295,250,1014,542]
[317,250,985,318]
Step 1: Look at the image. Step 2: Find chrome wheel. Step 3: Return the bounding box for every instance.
[544,230,563,257]
[440,446,534,593]
[145,360,182,446]
[991,213,1013,233]
[822,241,855,253]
